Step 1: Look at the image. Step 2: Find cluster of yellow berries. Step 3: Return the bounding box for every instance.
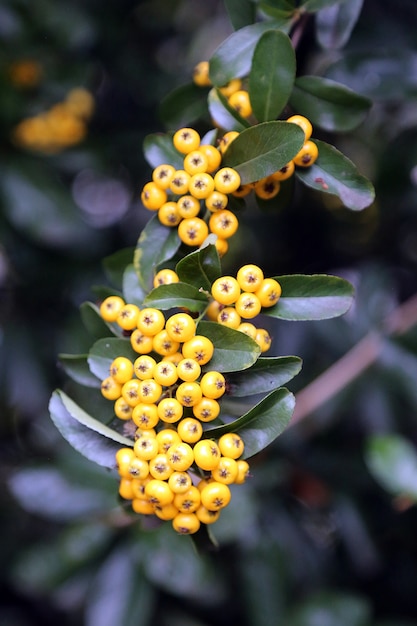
[140,127,242,257]
[12,87,94,154]
[99,294,250,534]
[193,61,253,119]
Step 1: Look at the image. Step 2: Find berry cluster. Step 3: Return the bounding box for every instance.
[140,127,241,257]
[193,62,252,119]
[99,295,250,534]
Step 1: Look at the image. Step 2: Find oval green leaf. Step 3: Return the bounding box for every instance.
[49,390,133,468]
[176,243,221,292]
[197,321,261,373]
[316,0,364,50]
[58,354,101,388]
[123,264,146,306]
[224,0,256,30]
[208,88,250,132]
[143,282,209,313]
[289,75,372,131]
[264,274,354,320]
[143,133,183,170]
[159,83,209,129]
[365,434,417,500]
[249,30,296,122]
[222,121,305,183]
[226,356,302,397]
[295,139,375,210]
[88,337,136,381]
[259,0,296,19]
[300,0,346,12]
[205,387,295,458]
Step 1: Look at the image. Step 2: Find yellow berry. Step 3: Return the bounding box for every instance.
[209,209,238,239]
[271,160,295,181]
[205,190,228,212]
[176,381,203,407]
[157,397,184,423]
[219,78,242,98]
[176,357,201,382]
[199,371,226,399]
[293,140,319,167]
[193,61,211,87]
[177,217,209,247]
[152,163,176,189]
[101,376,122,401]
[172,512,200,534]
[132,403,160,429]
[199,144,222,173]
[169,169,190,195]
[211,276,241,305]
[133,355,157,380]
[141,181,167,210]
[255,278,282,307]
[228,90,252,118]
[213,167,241,194]
[182,335,214,365]
[286,114,313,141]
[177,417,203,444]
[235,292,262,319]
[130,329,154,354]
[192,397,220,422]
[183,150,209,175]
[153,268,179,287]
[100,295,125,322]
[173,127,200,154]
[117,303,140,330]
[218,130,239,154]
[165,312,196,343]
[236,264,264,292]
[152,329,181,356]
[218,432,245,459]
[158,201,182,227]
[177,195,201,219]
[200,481,231,510]
[110,356,134,384]
[211,456,238,484]
[254,177,281,200]
[137,308,165,337]
[217,306,241,329]
[193,439,221,471]
[152,360,178,387]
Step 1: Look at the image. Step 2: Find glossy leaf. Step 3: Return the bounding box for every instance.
[175,243,221,291]
[222,121,305,183]
[289,75,371,132]
[80,301,121,339]
[224,0,256,30]
[58,354,101,388]
[300,0,346,12]
[264,274,354,320]
[143,282,209,313]
[49,390,133,468]
[103,247,135,290]
[249,30,296,122]
[205,387,295,458]
[143,133,183,170]
[88,337,136,381]
[365,435,417,500]
[226,356,302,397]
[316,0,364,50]
[260,0,296,19]
[295,139,375,210]
[208,88,250,132]
[196,321,261,372]
[209,21,291,87]
[123,264,146,306]
[159,83,209,129]
[134,214,181,291]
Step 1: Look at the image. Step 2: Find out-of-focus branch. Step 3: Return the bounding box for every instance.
[290,293,417,427]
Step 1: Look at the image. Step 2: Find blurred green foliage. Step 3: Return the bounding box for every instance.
[2,0,417,625]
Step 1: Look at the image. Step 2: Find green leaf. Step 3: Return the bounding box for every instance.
[205,387,295,458]
[249,30,296,122]
[289,75,372,132]
[264,274,354,320]
[103,247,135,290]
[224,0,256,30]
[259,0,296,19]
[209,21,291,87]
[365,435,417,500]
[300,0,346,12]
[196,321,261,373]
[88,337,136,381]
[134,214,181,292]
[80,302,121,339]
[143,282,209,313]
[316,0,364,50]
[58,354,101,388]
[226,356,302,397]
[49,390,133,468]
[296,139,375,210]
[143,133,183,170]
[123,264,147,306]
[159,83,209,129]
[175,243,221,291]
[222,121,305,183]
[208,88,250,132]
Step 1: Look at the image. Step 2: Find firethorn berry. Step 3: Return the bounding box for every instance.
[286,114,313,141]
[205,299,223,322]
[177,417,203,444]
[215,238,229,258]
[119,478,134,500]
[162,352,183,366]
[235,459,250,484]
[154,503,179,521]
[116,447,135,471]
[205,190,228,212]
[152,329,181,356]
[165,312,196,343]
[182,335,214,365]
[153,268,179,287]
[177,195,200,219]
[211,275,241,305]
[217,306,241,329]
[137,379,162,404]
[117,303,140,330]
[169,169,190,195]
[209,209,239,239]
[173,127,200,154]
[219,78,242,97]
[211,456,239,484]
[193,439,221,471]
[101,376,122,401]
[132,403,159,429]
[149,454,174,481]
[167,441,194,471]
[237,322,257,339]
[218,432,245,459]
[196,505,221,524]
[100,295,125,322]
[255,328,272,353]
[121,378,142,406]
[152,163,176,189]
[235,292,262,319]
[152,360,178,387]
[232,183,252,198]
[200,371,226,399]
[157,397,183,423]
[272,160,295,181]
[188,172,215,199]
[199,144,222,172]
[156,429,181,453]
[193,396,220,422]
[183,150,209,175]
[255,277,282,307]
[134,355,156,380]
[137,308,165,336]
[192,61,211,87]
[141,181,167,210]
[176,381,203,407]
[200,481,231,510]
[145,479,174,506]
[177,217,209,246]
[213,167,241,194]
[218,130,239,154]
[172,512,200,534]
[293,140,319,167]
[168,471,192,494]
[114,396,133,421]
[236,264,264,292]
[110,356,134,384]
[134,434,159,461]
[128,457,150,480]
[131,497,154,515]
[130,329,154,354]
[254,176,281,200]
[228,90,252,118]
[158,202,182,227]
[174,486,201,513]
[176,357,201,382]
